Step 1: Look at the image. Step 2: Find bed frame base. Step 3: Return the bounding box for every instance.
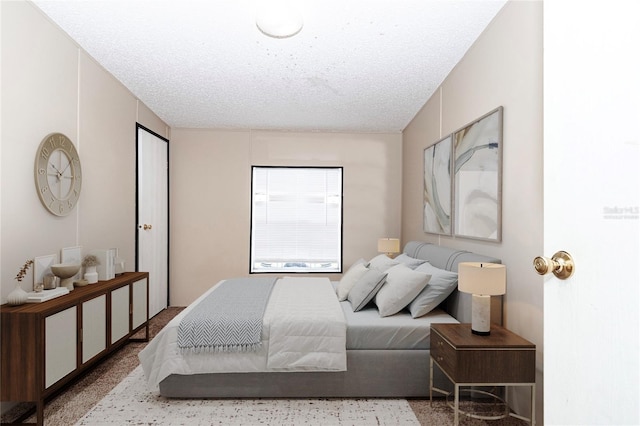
[159,349,451,398]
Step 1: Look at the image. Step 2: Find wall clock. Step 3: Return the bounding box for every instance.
[34,133,82,216]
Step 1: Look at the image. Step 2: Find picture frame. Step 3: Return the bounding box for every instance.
[453,106,503,242]
[61,246,83,281]
[61,246,82,264]
[34,253,58,290]
[423,134,453,235]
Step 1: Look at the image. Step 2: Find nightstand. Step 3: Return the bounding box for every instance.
[430,323,536,425]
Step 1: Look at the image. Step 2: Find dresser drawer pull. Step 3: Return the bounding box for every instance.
[437,356,444,362]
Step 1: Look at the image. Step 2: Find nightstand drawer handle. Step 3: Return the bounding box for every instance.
[437,356,444,362]
[437,341,443,347]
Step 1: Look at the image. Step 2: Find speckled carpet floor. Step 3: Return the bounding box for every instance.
[2,307,527,425]
[75,367,419,425]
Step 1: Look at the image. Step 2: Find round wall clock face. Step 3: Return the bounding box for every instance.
[34,133,82,216]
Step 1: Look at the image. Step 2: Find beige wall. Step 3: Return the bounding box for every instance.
[170,129,402,306]
[402,1,543,420]
[0,1,168,305]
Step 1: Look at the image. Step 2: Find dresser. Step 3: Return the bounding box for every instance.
[1,272,149,426]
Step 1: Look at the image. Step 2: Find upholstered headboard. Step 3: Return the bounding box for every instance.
[403,241,503,324]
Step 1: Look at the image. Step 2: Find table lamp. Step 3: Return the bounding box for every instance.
[458,262,506,335]
[377,238,400,257]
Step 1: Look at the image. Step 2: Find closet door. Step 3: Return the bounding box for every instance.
[136,124,169,318]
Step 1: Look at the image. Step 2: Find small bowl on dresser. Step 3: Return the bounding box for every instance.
[51,263,81,291]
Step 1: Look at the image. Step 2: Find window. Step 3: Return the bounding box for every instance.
[250,166,343,273]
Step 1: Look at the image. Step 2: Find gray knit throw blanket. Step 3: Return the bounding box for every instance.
[177,277,277,354]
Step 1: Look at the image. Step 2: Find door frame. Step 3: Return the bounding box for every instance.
[135,123,170,309]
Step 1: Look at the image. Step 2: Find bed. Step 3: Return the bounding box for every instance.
[139,241,501,398]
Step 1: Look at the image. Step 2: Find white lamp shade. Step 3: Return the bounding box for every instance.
[377,238,400,254]
[458,262,506,296]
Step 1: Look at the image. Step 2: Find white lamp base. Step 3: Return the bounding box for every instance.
[471,294,491,335]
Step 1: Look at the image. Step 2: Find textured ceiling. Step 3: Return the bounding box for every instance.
[32,0,507,133]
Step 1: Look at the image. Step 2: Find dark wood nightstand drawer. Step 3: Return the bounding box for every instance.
[453,347,535,383]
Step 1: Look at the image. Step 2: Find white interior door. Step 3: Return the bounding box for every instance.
[544,2,639,424]
[137,125,169,318]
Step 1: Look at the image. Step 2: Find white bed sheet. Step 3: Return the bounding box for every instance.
[139,277,346,391]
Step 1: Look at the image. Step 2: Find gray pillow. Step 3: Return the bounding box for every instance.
[347,268,388,311]
[408,262,459,318]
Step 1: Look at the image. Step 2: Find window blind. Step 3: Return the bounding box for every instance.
[250,166,342,273]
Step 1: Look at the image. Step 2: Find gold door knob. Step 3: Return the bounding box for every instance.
[142,224,153,230]
[533,250,574,279]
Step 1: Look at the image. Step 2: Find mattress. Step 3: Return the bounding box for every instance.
[341,301,458,350]
[332,280,459,350]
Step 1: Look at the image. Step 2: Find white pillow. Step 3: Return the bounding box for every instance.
[368,254,399,272]
[374,264,431,317]
[347,269,388,311]
[408,262,459,318]
[336,262,369,301]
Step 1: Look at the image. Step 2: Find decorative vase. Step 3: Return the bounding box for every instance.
[85,266,98,284]
[7,282,28,306]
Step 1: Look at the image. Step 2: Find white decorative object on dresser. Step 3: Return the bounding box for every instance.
[26,287,69,303]
[34,254,57,291]
[89,248,116,281]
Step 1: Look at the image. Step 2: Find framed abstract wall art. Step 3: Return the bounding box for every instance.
[423,134,453,235]
[453,106,503,242]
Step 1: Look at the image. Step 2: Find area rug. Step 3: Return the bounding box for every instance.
[74,366,420,425]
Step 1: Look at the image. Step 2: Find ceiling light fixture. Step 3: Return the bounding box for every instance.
[256,1,303,39]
